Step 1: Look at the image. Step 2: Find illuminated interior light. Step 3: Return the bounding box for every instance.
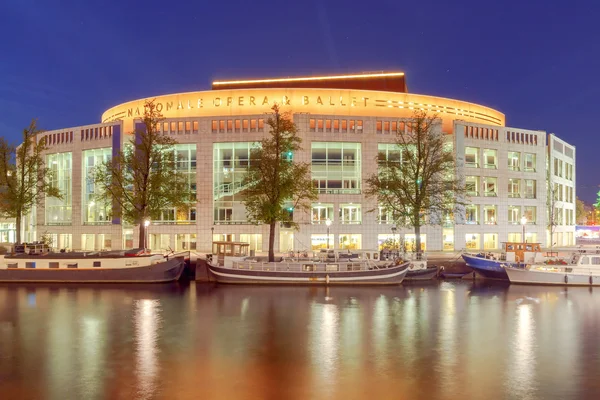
[212,71,405,86]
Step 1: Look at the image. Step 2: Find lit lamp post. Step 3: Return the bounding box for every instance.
[325,218,332,249]
[520,216,527,243]
[144,219,150,252]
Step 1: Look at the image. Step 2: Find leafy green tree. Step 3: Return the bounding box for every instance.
[576,196,586,225]
[365,111,465,253]
[93,100,193,248]
[243,104,317,262]
[0,120,60,244]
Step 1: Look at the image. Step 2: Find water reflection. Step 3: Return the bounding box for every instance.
[0,282,599,399]
[134,299,161,400]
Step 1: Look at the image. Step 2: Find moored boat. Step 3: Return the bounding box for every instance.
[0,243,187,283]
[403,253,439,281]
[462,242,542,280]
[506,252,600,286]
[207,241,409,285]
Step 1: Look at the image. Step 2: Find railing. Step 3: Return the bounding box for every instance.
[317,188,361,195]
[231,260,383,272]
[530,265,600,276]
[213,181,250,199]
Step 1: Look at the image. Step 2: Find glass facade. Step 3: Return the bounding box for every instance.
[312,142,361,194]
[213,142,255,224]
[46,152,72,224]
[312,203,334,224]
[157,144,197,224]
[83,148,112,224]
[338,234,361,249]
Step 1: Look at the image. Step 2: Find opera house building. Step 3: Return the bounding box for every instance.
[26,72,576,253]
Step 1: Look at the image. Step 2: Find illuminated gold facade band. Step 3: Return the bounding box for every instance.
[102,88,505,131]
[212,71,405,86]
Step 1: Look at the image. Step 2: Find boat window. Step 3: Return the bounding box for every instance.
[25,262,36,269]
[49,262,59,269]
[581,257,589,265]
[592,257,600,265]
[303,264,315,272]
[7,263,18,268]
[67,263,78,268]
[93,261,101,268]
[326,264,339,272]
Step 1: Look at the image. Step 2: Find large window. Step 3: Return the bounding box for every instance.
[484,234,498,250]
[483,205,497,224]
[524,153,536,172]
[339,234,361,250]
[524,180,537,199]
[508,206,521,224]
[340,204,361,224]
[176,234,197,251]
[523,206,536,224]
[508,178,520,198]
[312,142,361,194]
[213,142,256,224]
[312,203,334,224]
[465,147,479,168]
[465,205,479,224]
[46,152,72,224]
[483,177,497,197]
[156,144,197,224]
[466,234,480,250]
[508,152,520,171]
[239,234,263,252]
[466,176,479,196]
[83,148,111,224]
[483,149,497,169]
[311,234,334,250]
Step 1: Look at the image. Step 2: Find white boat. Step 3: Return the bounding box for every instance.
[206,241,410,285]
[506,252,600,286]
[0,243,187,283]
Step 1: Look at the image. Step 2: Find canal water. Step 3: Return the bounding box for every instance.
[1,281,599,400]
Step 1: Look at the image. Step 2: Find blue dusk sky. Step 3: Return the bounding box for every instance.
[1,0,599,201]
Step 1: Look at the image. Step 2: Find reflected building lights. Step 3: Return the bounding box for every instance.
[508,304,536,399]
[438,288,458,396]
[310,302,339,396]
[372,295,389,371]
[134,299,161,400]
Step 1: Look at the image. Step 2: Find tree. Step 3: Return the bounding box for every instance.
[547,183,560,250]
[576,197,586,225]
[93,100,193,248]
[365,111,465,254]
[0,120,60,244]
[242,104,317,262]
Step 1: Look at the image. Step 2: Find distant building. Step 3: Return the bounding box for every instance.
[23,72,576,252]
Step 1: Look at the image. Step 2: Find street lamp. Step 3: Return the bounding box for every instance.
[144,219,150,251]
[325,218,332,249]
[520,216,527,243]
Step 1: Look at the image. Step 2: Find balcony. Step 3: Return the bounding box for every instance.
[484,192,497,197]
[508,193,521,198]
[317,188,361,195]
[467,190,479,197]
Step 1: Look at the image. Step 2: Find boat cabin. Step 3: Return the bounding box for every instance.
[212,241,250,266]
[499,242,542,263]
